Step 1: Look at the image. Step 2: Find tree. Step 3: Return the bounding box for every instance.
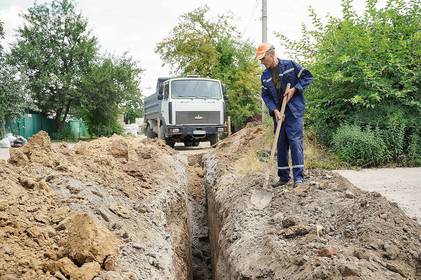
[79,55,143,136]
[10,0,97,130]
[124,97,143,124]
[156,6,261,127]
[0,21,30,137]
[276,0,421,165]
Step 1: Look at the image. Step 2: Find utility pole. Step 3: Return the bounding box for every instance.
[261,0,267,122]
[262,0,267,43]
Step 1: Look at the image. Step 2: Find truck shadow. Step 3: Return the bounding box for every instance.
[174,142,212,152]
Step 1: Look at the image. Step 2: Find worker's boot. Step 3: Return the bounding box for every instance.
[293,180,304,188]
[271,179,289,188]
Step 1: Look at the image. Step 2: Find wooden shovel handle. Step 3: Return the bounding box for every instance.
[270,83,291,161]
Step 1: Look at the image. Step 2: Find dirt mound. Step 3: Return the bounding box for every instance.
[0,160,107,280]
[61,213,118,267]
[1,132,190,279]
[204,124,421,279]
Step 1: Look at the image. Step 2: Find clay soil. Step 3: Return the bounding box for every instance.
[1,124,421,280]
[0,131,191,280]
[204,123,421,280]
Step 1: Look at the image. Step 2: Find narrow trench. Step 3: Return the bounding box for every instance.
[186,153,212,280]
[416,259,421,280]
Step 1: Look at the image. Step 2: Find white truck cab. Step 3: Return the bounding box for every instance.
[144,77,227,147]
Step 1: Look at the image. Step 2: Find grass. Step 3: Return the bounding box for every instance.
[246,124,343,170]
[304,130,343,170]
[234,123,343,176]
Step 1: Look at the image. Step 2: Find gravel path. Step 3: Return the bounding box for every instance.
[336,168,421,223]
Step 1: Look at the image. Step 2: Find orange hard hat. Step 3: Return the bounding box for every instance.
[255,43,274,60]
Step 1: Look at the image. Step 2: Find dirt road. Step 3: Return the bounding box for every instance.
[336,168,421,223]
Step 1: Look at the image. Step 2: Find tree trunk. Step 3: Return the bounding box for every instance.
[0,118,6,139]
[55,108,64,131]
[62,100,72,124]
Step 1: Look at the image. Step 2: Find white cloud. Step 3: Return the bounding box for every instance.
[0,5,25,49]
[0,0,387,94]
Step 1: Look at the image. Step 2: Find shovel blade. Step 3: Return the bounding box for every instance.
[250,189,273,210]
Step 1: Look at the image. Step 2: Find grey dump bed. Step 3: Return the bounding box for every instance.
[144,93,160,119]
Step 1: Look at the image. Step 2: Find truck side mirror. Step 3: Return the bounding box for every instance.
[222,84,227,100]
[158,84,163,100]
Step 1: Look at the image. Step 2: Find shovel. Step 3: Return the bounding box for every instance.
[262,83,291,189]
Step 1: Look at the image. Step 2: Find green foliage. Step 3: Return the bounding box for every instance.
[0,20,31,137]
[50,125,76,141]
[304,129,342,170]
[156,6,261,127]
[10,0,97,128]
[124,97,143,124]
[333,124,388,167]
[277,0,421,166]
[0,20,3,43]
[406,127,421,166]
[80,55,143,137]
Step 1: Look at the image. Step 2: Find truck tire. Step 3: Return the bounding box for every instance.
[146,125,155,139]
[209,134,218,146]
[165,139,175,148]
[184,141,193,147]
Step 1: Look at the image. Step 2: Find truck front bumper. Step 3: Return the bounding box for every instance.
[166,125,226,138]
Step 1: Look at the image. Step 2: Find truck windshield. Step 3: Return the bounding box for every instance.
[171,80,222,99]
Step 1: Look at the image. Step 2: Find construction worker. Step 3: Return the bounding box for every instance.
[256,43,313,188]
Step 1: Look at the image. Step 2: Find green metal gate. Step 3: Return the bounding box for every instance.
[5,114,87,140]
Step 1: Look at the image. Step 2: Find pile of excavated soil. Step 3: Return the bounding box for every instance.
[1,131,191,280]
[204,123,421,280]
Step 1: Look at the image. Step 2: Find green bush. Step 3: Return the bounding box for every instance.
[87,122,123,138]
[406,127,421,166]
[278,0,421,167]
[332,124,388,167]
[51,126,77,141]
[348,106,409,161]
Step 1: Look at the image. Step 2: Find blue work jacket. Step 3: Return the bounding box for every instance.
[261,59,313,118]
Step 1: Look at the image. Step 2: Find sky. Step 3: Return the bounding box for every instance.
[0,0,381,95]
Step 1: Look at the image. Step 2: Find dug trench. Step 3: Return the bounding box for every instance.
[203,124,421,279]
[168,122,421,280]
[1,127,420,280]
[185,152,212,280]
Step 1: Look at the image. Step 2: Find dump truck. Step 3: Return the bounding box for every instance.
[144,76,227,148]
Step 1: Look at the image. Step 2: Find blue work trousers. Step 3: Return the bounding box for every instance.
[273,106,304,182]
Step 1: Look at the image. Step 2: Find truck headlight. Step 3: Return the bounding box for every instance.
[171,128,180,133]
[217,127,225,132]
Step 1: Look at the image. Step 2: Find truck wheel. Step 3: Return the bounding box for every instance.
[146,125,155,139]
[184,141,193,147]
[165,139,175,148]
[209,134,218,146]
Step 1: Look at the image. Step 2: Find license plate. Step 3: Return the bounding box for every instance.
[193,130,206,135]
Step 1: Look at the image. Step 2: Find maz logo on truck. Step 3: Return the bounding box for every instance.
[194,114,204,120]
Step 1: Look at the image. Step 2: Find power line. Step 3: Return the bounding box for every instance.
[242,0,260,36]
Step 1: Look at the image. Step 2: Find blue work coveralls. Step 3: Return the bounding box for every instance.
[261,59,313,182]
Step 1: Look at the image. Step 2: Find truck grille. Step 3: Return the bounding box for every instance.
[176,111,220,125]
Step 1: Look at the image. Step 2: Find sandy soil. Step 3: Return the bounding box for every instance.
[1,131,192,280]
[336,168,421,223]
[2,128,420,280]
